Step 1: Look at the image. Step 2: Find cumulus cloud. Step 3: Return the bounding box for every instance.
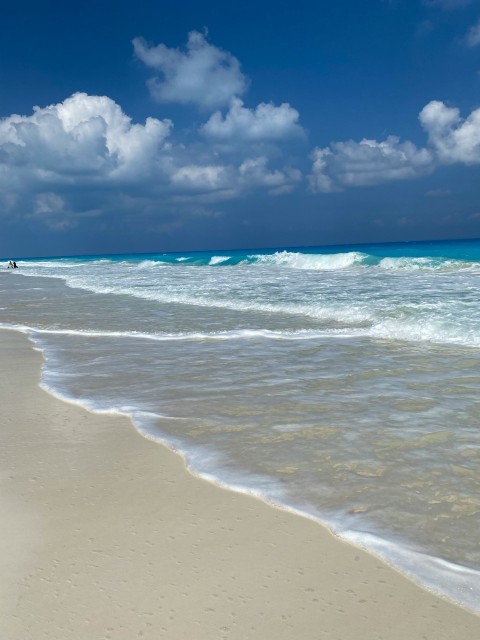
[0,92,303,229]
[0,92,172,184]
[309,100,480,192]
[0,92,174,229]
[201,98,304,142]
[133,31,248,109]
[419,100,480,163]
[308,136,433,192]
[0,33,306,234]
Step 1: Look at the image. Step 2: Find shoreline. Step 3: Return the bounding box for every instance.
[1,328,479,639]
[23,321,480,615]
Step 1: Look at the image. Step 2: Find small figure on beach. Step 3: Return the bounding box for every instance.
[13,261,18,268]
[7,261,13,268]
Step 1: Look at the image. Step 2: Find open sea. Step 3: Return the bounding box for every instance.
[1,238,480,612]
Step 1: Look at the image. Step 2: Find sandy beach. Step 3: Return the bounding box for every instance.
[0,328,479,640]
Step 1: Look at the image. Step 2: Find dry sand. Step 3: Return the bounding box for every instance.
[0,329,479,640]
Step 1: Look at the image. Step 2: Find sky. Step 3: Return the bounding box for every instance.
[1,0,480,257]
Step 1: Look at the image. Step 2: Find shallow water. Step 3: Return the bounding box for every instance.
[1,239,480,611]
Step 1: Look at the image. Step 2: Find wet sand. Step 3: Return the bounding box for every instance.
[0,329,479,639]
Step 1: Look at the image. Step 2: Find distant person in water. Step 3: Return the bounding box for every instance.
[7,261,13,268]
[13,261,18,268]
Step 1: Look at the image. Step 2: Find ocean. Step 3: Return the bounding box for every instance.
[1,238,480,612]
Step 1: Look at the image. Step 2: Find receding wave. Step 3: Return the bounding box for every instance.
[50,279,375,325]
[0,323,360,343]
[8,315,480,349]
[369,317,480,348]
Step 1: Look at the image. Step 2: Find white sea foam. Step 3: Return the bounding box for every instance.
[14,255,480,349]
[250,250,368,270]
[136,260,162,268]
[208,256,230,265]
[246,251,480,273]
[379,257,438,270]
[71,284,374,325]
[22,260,82,269]
[341,530,480,613]
[378,256,480,271]
[32,316,476,349]
[369,317,480,347]
[20,267,374,324]
[18,250,480,275]
[1,323,360,343]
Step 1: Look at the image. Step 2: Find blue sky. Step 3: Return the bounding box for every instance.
[1,0,480,256]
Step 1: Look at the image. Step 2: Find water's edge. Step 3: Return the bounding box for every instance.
[4,324,479,617]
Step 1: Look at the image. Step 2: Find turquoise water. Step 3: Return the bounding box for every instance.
[2,238,480,612]
[18,237,480,266]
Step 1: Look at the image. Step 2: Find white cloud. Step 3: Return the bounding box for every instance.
[0,93,173,229]
[0,92,303,228]
[308,148,335,193]
[465,19,480,47]
[0,92,172,184]
[133,31,248,109]
[238,157,301,195]
[308,136,433,192]
[309,100,480,193]
[171,164,232,192]
[0,33,307,234]
[419,100,480,164]
[169,157,301,200]
[201,98,304,142]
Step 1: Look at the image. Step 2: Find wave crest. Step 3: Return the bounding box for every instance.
[377,256,479,271]
[209,256,230,265]
[249,251,368,270]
